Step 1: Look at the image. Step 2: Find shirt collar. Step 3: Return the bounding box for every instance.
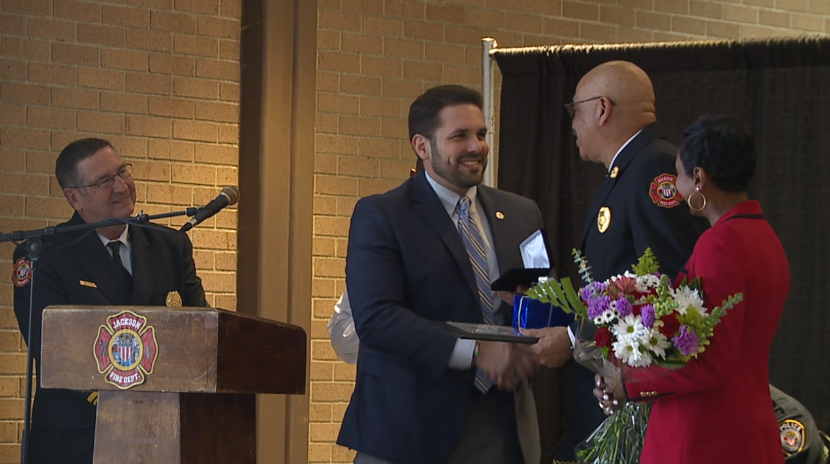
[424,170,478,218]
[97,225,131,251]
[608,129,643,172]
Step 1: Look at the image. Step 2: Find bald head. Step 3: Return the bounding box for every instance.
[571,61,658,166]
[578,61,656,119]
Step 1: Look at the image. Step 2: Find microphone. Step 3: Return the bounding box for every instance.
[180,186,240,232]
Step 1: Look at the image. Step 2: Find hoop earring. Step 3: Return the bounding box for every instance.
[686,190,706,212]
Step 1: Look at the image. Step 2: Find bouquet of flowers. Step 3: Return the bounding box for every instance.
[526,248,743,464]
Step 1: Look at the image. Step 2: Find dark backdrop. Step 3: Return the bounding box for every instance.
[493,37,830,462]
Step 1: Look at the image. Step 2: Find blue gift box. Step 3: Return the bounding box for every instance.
[512,294,575,330]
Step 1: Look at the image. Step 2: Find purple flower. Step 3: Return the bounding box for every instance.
[587,295,611,320]
[616,297,633,317]
[580,281,609,302]
[673,325,700,356]
[640,304,656,328]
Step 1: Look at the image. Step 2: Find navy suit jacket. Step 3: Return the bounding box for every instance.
[337,173,544,464]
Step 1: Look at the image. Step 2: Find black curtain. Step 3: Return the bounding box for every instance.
[495,37,830,462]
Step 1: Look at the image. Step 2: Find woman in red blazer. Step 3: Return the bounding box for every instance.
[601,116,790,464]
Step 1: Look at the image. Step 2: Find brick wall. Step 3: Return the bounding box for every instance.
[310,0,829,462]
[0,0,240,460]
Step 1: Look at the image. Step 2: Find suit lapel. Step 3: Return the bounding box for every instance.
[477,186,515,275]
[410,174,478,300]
[129,225,160,305]
[580,125,657,248]
[61,215,133,305]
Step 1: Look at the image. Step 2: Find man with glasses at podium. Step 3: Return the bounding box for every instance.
[12,138,207,464]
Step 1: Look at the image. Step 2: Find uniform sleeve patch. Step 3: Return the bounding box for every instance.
[13,256,32,287]
[649,173,682,208]
[780,419,806,456]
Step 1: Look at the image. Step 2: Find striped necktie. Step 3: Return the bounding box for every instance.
[456,195,495,392]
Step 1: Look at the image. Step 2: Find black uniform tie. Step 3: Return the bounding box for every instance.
[106,241,133,292]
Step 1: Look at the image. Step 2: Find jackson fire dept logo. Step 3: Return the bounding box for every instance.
[13,257,32,287]
[93,310,158,389]
[649,173,683,208]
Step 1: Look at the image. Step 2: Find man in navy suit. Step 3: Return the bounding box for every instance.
[337,85,545,464]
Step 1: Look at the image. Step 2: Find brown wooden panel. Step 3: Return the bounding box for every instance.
[181,393,256,464]
[41,306,307,395]
[93,390,183,464]
[216,310,306,394]
[41,306,220,392]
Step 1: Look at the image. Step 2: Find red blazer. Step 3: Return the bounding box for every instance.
[625,201,789,464]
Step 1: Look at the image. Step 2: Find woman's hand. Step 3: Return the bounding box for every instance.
[593,374,625,416]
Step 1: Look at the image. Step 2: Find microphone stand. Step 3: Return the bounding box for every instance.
[0,207,197,464]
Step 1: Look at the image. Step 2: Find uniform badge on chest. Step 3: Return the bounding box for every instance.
[597,207,611,233]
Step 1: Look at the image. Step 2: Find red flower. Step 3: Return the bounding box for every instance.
[659,312,681,337]
[595,327,613,348]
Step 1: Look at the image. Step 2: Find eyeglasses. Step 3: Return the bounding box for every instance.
[565,96,615,118]
[69,164,133,191]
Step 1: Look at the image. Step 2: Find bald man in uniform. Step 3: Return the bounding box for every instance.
[525,61,702,463]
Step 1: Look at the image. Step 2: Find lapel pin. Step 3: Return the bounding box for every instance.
[495,211,505,220]
[610,166,620,179]
[597,207,611,233]
[80,280,98,288]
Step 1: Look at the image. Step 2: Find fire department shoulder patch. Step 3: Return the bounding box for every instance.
[780,419,806,456]
[93,310,158,390]
[13,257,32,287]
[649,173,683,208]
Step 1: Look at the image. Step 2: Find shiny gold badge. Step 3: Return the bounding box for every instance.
[610,166,620,179]
[165,291,183,308]
[597,207,611,233]
[495,211,505,220]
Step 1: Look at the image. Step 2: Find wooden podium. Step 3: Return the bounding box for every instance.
[39,306,307,464]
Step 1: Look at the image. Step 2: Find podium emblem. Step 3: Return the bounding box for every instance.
[93,310,158,389]
[13,257,31,287]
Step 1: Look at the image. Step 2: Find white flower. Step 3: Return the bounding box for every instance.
[641,330,671,359]
[671,286,707,315]
[595,308,619,325]
[635,274,660,292]
[611,314,649,343]
[613,337,652,367]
